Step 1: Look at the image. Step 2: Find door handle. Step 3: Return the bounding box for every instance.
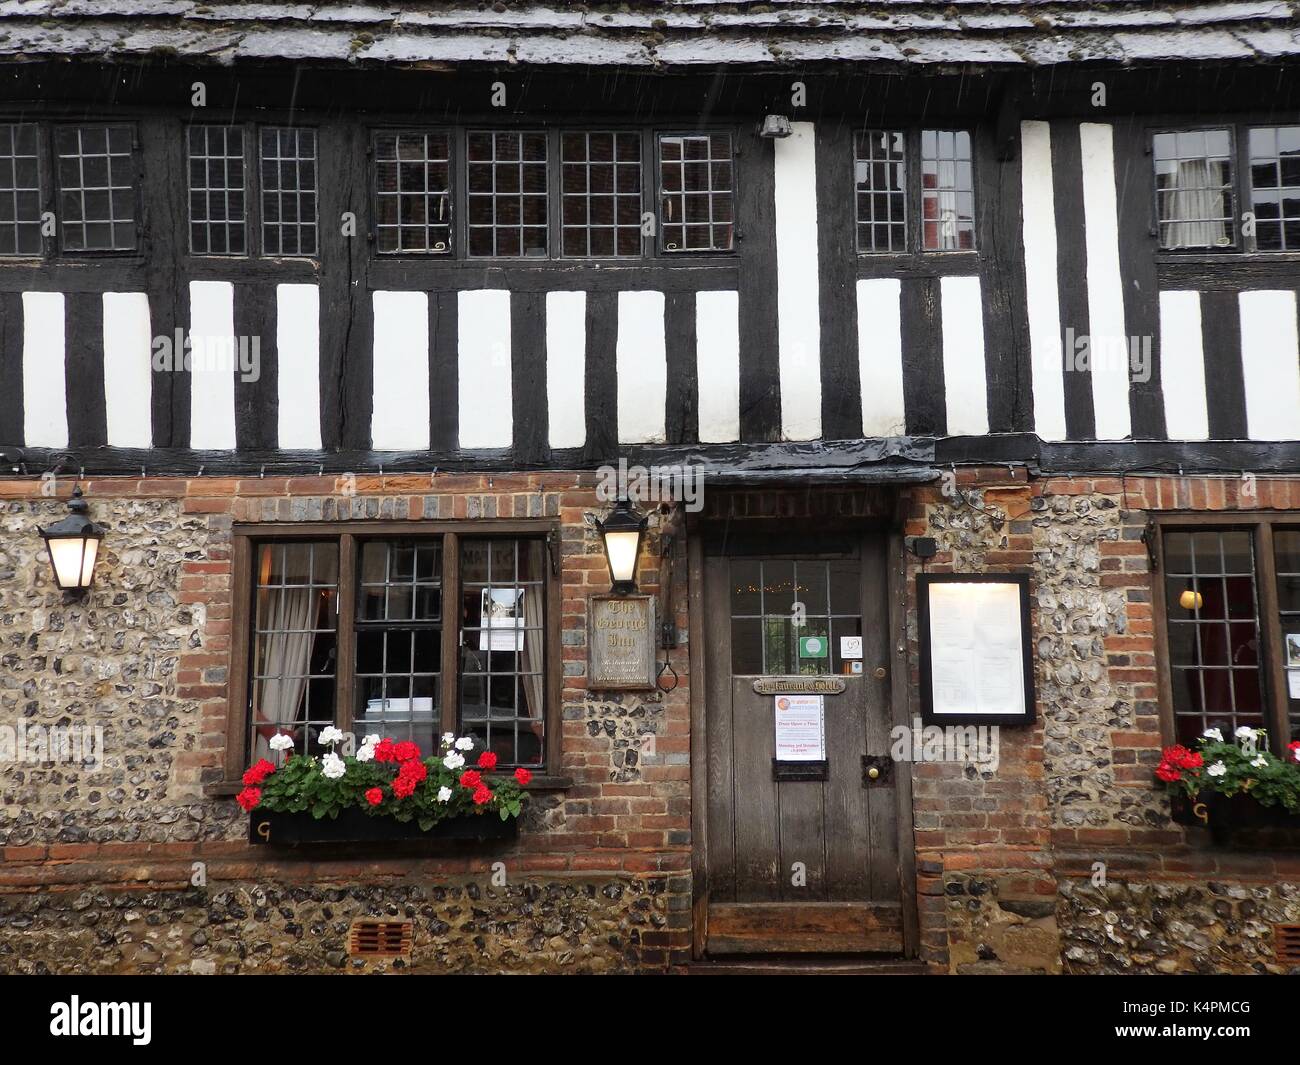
[872,666,887,680]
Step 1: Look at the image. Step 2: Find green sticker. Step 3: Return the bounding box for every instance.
[799,635,827,659]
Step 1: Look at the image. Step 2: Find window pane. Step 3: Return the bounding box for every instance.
[458,538,546,766]
[1248,125,1300,251]
[354,539,442,752]
[659,132,734,253]
[920,129,975,251]
[854,129,906,253]
[260,127,318,257]
[561,131,642,258]
[466,130,548,258]
[54,125,137,251]
[1163,528,1262,746]
[186,125,247,255]
[374,130,452,254]
[250,542,339,759]
[1154,127,1235,250]
[729,559,859,676]
[0,123,43,255]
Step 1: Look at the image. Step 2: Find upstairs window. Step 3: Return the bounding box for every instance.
[467,130,548,258]
[187,125,247,255]
[0,123,42,255]
[374,130,452,254]
[260,127,318,257]
[854,128,975,254]
[1153,123,1300,253]
[54,124,138,252]
[658,132,734,253]
[1153,128,1235,250]
[1248,125,1300,252]
[561,131,643,258]
[185,124,317,258]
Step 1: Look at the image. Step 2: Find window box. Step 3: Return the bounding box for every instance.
[1169,790,1300,845]
[249,807,518,846]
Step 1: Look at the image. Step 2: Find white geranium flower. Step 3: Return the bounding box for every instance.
[442,751,465,771]
[1251,755,1268,768]
[454,737,475,751]
[269,733,294,752]
[321,752,346,779]
[1202,727,1224,742]
[1207,761,1228,778]
[436,786,452,803]
[1235,726,1259,740]
[355,745,375,763]
[318,726,344,746]
[441,732,456,747]
[363,733,382,746]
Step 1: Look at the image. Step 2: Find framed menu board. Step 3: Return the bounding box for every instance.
[918,573,1035,726]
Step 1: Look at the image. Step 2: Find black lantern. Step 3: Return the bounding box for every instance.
[597,497,648,595]
[38,486,105,595]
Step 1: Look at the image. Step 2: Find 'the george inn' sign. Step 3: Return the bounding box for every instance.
[587,595,657,690]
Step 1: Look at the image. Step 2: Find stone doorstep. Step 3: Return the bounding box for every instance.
[680,958,929,976]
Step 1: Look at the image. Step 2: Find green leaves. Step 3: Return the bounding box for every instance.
[252,748,530,831]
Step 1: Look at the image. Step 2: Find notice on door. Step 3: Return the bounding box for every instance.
[774,694,826,761]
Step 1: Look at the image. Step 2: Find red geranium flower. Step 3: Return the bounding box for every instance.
[242,759,276,786]
[365,787,384,806]
[472,784,493,806]
[373,738,398,763]
[1181,751,1203,769]
[398,759,427,783]
[514,767,532,786]
[392,775,417,799]
[1155,761,1182,783]
[236,786,262,812]
[460,769,482,790]
[1288,741,1300,764]
[477,751,498,771]
[394,741,421,763]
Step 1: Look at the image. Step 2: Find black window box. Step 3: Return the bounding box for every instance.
[1170,791,1300,845]
[249,808,518,847]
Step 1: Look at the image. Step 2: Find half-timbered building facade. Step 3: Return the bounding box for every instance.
[1,1,1300,974]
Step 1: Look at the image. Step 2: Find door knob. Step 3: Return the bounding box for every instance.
[873,666,886,679]
[867,766,880,780]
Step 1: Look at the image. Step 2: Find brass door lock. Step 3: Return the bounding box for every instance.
[861,754,892,786]
[872,666,887,679]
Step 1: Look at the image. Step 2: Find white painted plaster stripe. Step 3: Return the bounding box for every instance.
[1020,120,1067,442]
[545,290,586,449]
[22,290,66,448]
[1158,290,1209,441]
[940,275,990,436]
[276,283,322,450]
[695,289,740,443]
[371,290,430,451]
[616,290,667,444]
[188,280,237,450]
[458,289,513,449]
[1239,289,1300,441]
[856,278,906,438]
[101,291,153,449]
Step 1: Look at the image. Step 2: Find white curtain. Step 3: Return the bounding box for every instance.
[252,587,317,759]
[1166,160,1227,249]
[520,588,544,723]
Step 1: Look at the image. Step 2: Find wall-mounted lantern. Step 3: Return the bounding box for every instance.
[759,114,793,139]
[38,486,104,595]
[597,497,647,596]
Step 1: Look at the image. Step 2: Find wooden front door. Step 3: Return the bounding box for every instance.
[698,533,909,955]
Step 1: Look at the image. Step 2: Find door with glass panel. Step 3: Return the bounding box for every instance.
[702,534,904,955]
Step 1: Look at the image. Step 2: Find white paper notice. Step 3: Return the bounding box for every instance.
[1289,670,1300,700]
[840,635,863,659]
[928,582,1025,718]
[774,695,825,761]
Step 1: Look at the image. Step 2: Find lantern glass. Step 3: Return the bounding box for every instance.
[47,534,99,590]
[603,530,642,586]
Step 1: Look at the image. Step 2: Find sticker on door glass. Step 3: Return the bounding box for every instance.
[798,635,827,659]
[774,695,825,761]
[840,635,863,659]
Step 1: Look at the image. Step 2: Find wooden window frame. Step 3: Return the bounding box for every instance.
[221,520,563,787]
[852,126,978,260]
[1152,512,1296,751]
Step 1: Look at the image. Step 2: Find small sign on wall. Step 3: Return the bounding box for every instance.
[587,595,657,691]
[918,573,1035,726]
